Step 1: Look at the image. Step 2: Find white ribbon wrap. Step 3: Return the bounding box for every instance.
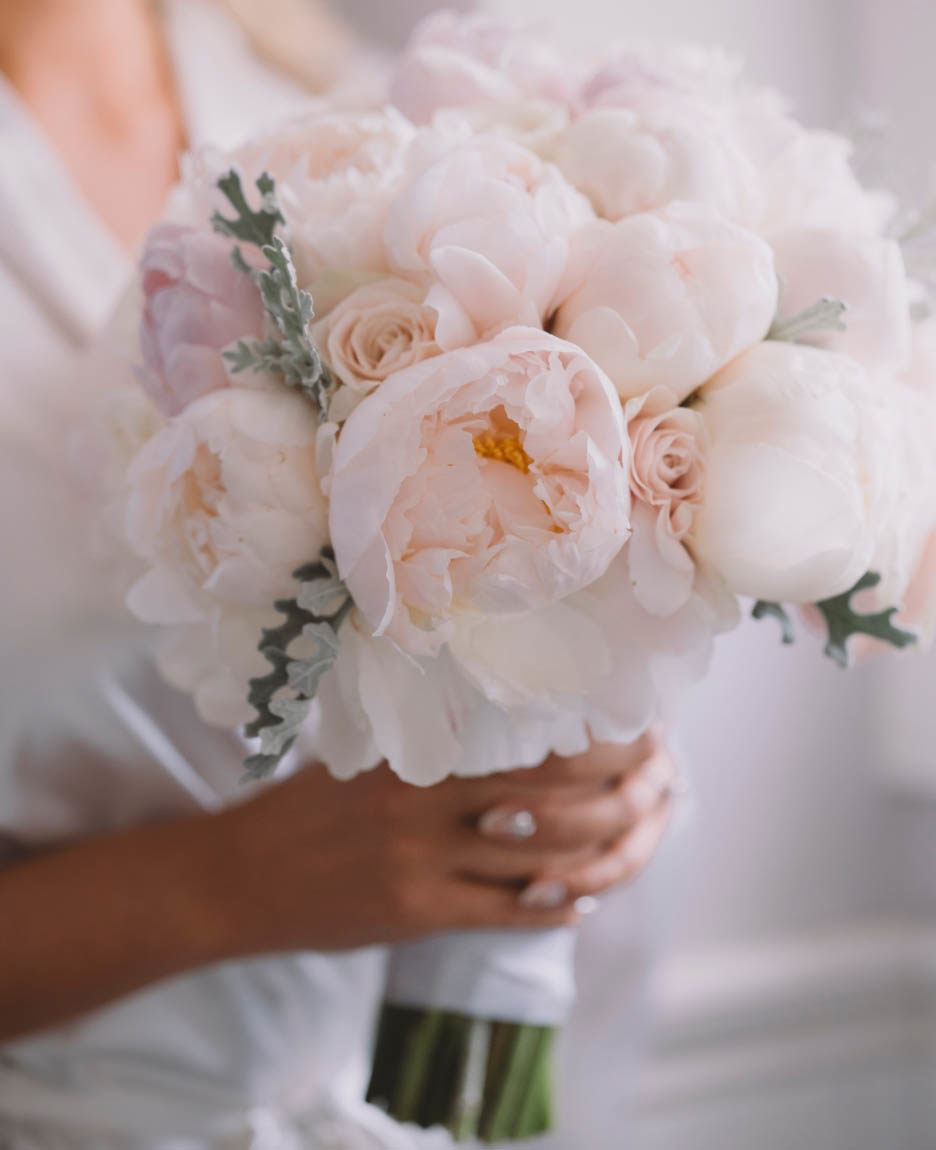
[384,927,579,1027]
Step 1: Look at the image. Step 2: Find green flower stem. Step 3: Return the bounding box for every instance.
[367,1003,557,1143]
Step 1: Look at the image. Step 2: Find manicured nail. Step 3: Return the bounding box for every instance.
[574,896,600,917]
[519,880,569,909]
[479,808,537,841]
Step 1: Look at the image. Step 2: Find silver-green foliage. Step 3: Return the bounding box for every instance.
[212,169,334,417]
[768,297,848,343]
[753,571,916,667]
[243,552,352,781]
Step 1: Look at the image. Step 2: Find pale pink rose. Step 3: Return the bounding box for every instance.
[125,388,328,627]
[139,223,265,418]
[553,204,777,402]
[328,327,631,661]
[691,342,886,604]
[624,386,707,616]
[771,229,912,376]
[385,132,594,349]
[313,278,441,415]
[390,11,575,126]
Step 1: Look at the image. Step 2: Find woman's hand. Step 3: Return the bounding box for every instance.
[0,730,677,1042]
[221,727,678,954]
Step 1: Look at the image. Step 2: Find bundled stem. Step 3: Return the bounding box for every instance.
[367,1004,556,1143]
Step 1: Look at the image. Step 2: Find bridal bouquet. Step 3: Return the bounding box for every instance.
[107,11,936,1143]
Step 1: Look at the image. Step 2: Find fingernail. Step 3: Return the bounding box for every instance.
[479,808,537,841]
[519,880,568,909]
[574,896,600,916]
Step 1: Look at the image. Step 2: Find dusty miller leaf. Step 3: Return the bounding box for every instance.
[768,298,848,343]
[213,170,334,417]
[297,574,348,617]
[287,622,343,697]
[752,600,796,645]
[211,169,283,249]
[816,571,917,668]
[242,549,351,780]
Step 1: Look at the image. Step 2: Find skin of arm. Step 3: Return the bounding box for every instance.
[0,738,676,1044]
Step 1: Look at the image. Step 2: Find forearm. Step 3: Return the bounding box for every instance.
[0,809,241,1043]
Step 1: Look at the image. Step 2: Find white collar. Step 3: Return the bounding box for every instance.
[0,0,316,345]
[0,72,131,344]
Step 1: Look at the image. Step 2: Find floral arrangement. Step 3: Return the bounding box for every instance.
[110,10,936,1143]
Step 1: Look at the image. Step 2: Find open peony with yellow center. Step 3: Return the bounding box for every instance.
[327,327,632,661]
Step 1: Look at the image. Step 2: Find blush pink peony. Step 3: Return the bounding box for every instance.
[125,388,328,627]
[183,109,418,312]
[553,203,778,402]
[139,223,265,418]
[384,132,594,349]
[390,11,575,126]
[327,327,631,661]
[549,103,764,225]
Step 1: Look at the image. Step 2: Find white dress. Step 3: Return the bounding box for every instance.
[0,4,677,1146]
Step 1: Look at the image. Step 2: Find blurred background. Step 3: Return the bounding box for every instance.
[338,2,936,1148]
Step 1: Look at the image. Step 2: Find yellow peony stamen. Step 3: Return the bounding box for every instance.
[473,432,533,474]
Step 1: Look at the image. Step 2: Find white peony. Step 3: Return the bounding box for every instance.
[125,388,328,625]
[549,103,764,225]
[771,229,912,376]
[691,341,886,603]
[553,203,778,402]
[304,550,735,785]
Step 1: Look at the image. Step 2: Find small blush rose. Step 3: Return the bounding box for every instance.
[624,386,707,615]
[313,278,441,418]
[139,223,265,418]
